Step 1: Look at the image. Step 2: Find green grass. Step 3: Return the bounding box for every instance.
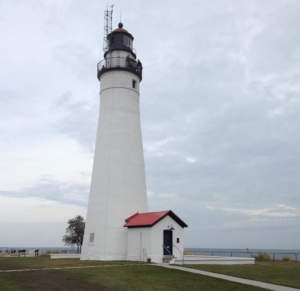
[0,257,145,270]
[183,261,300,289]
[0,275,32,291]
[0,258,269,290]
[62,265,268,291]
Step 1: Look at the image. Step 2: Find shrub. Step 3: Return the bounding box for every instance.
[281,256,291,262]
[184,251,194,255]
[253,252,271,261]
[43,248,61,255]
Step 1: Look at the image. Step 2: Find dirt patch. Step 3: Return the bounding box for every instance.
[0,263,31,270]
[2,270,113,291]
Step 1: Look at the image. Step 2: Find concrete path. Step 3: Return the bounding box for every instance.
[154,263,300,291]
[0,264,142,273]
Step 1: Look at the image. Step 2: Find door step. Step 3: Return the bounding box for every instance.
[163,255,176,263]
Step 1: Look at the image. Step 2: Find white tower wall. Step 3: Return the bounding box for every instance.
[81,65,148,260]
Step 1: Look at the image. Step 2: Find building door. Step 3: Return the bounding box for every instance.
[163,230,173,255]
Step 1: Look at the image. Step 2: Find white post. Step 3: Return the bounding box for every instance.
[140,231,142,262]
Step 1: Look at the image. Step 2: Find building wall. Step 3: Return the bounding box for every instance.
[127,216,184,263]
[151,216,184,263]
[127,227,152,262]
[81,63,148,261]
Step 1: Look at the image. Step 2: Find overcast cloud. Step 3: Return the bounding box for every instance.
[0,0,299,249]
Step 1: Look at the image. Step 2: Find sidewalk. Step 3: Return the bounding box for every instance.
[0,264,142,273]
[154,263,300,291]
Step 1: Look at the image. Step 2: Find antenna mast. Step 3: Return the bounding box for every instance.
[103,5,114,52]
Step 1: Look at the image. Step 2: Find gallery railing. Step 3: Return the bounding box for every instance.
[97,56,143,80]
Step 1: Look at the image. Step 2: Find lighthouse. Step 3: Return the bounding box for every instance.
[80,21,148,261]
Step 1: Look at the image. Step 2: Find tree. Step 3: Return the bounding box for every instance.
[62,215,85,253]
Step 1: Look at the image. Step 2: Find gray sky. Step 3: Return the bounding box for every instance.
[0,0,299,249]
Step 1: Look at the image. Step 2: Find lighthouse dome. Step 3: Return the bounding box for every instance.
[106,22,135,57]
[111,22,130,34]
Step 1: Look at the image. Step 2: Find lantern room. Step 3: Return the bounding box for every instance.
[106,22,135,58]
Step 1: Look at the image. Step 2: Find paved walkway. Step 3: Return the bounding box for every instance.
[0,264,141,272]
[154,263,300,291]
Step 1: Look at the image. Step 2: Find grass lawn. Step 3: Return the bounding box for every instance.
[0,257,269,290]
[0,257,144,270]
[183,262,300,289]
[0,275,32,291]
[62,265,269,291]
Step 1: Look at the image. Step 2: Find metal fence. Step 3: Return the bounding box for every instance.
[0,248,81,256]
[60,250,81,254]
[185,250,300,262]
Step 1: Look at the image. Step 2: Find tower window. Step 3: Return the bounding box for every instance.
[124,35,129,47]
[132,80,136,89]
[177,238,180,243]
[90,233,95,243]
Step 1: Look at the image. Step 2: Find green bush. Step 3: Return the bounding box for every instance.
[253,252,271,261]
[184,251,194,255]
[43,248,61,255]
[281,256,291,262]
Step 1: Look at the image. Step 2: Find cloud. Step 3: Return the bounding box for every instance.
[0,195,86,224]
[205,204,299,218]
[53,91,98,152]
[147,191,154,197]
[0,195,87,247]
[0,177,89,207]
[0,133,92,192]
[159,194,175,198]
[0,0,300,248]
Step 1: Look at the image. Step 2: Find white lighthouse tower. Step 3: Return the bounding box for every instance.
[80,19,148,261]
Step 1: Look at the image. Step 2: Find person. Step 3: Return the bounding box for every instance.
[126,55,130,68]
[130,58,136,69]
[137,59,143,74]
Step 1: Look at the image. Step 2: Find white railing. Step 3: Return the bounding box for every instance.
[162,245,171,256]
[173,245,184,264]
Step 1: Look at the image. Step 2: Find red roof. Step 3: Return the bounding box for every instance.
[124,210,188,228]
[112,28,129,33]
[109,22,134,39]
